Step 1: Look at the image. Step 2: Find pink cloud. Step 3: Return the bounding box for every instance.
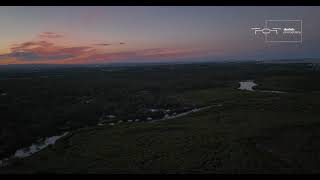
[11,41,54,52]
[0,32,215,64]
[1,40,93,61]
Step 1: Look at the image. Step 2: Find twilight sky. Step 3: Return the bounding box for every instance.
[0,6,320,64]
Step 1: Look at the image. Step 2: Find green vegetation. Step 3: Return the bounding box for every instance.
[1,62,320,173]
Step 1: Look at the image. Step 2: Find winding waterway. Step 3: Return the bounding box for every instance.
[238,80,286,93]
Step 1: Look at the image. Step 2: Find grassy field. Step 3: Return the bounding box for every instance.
[1,62,320,173]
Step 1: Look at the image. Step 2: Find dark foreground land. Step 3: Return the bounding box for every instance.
[1,62,320,173]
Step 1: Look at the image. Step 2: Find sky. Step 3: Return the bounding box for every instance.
[0,6,320,65]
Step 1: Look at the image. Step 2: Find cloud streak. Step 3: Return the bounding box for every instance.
[39,32,64,39]
[93,42,127,46]
[94,43,112,46]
